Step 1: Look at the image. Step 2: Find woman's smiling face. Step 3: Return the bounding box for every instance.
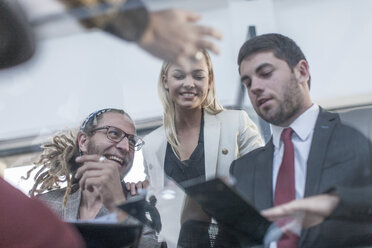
[163,57,210,111]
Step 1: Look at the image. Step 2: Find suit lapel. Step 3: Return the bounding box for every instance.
[304,108,338,197]
[254,139,274,210]
[204,111,221,180]
[299,108,338,247]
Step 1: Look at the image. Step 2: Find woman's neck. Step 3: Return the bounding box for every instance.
[175,107,202,130]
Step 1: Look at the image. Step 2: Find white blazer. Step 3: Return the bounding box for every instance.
[142,109,263,190]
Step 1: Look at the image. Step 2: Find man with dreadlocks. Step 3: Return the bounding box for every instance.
[27,108,160,247]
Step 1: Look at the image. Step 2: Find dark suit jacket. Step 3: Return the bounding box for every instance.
[230,108,372,248]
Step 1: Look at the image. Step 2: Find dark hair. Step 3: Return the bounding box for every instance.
[238,33,310,88]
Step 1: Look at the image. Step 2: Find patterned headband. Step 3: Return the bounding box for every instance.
[80,108,114,130]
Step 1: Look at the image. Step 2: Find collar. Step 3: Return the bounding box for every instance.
[272,104,319,148]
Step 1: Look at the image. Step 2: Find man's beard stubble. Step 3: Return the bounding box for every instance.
[260,76,304,126]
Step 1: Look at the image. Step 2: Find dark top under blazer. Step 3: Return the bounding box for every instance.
[230,108,372,248]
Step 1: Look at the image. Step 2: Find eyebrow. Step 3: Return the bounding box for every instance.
[172,69,184,73]
[240,63,274,83]
[172,69,207,74]
[255,63,273,73]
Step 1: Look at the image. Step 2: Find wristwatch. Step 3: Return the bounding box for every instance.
[59,0,149,42]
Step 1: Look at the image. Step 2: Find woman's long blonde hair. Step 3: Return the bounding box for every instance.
[157,50,224,158]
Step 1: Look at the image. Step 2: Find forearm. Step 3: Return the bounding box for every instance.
[58,0,149,42]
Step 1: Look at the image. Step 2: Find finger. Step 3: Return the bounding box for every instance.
[142,180,149,188]
[261,207,288,220]
[175,9,201,22]
[196,25,223,40]
[75,162,104,179]
[130,182,137,196]
[196,39,220,55]
[126,182,131,191]
[79,173,101,191]
[136,182,143,190]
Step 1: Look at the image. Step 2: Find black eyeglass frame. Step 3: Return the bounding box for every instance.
[90,125,145,151]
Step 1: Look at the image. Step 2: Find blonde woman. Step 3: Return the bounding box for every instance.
[142,50,263,246]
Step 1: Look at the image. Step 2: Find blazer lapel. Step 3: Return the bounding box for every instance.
[299,108,338,247]
[204,111,221,180]
[63,186,82,220]
[157,132,167,188]
[254,139,274,210]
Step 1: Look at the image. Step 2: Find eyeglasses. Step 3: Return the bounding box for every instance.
[90,126,145,151]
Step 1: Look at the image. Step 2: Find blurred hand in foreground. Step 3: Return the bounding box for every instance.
[261,194,340,229]
[138,9,222,69]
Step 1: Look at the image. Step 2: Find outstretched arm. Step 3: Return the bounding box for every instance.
[58,0,222,68]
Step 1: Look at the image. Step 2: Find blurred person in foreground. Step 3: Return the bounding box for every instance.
[0,177,85,248]
[26,108,161,247]
[231,33,372,247]
[142,49,263,247]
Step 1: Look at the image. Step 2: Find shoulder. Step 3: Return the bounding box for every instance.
[143,125,164,142]
[37,188,67,203]
[214,109,247,119]
[320,108,369,141]
[206,109,251,126]
[142,125,166,156]
[36,188,68,216]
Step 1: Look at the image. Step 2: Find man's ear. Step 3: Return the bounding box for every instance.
[295,60,310,86]
[77,132,89,154]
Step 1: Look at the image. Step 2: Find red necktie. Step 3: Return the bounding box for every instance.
[274,128,299,248]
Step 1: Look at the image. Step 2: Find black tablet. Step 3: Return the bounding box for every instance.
[72,222,143,248]
[182,178,273,245]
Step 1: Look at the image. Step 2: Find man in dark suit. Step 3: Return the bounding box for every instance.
[230,33,372,247]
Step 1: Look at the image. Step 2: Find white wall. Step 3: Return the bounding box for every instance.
[272,0,372,108]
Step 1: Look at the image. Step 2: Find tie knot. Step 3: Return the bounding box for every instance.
[281,128,293,141]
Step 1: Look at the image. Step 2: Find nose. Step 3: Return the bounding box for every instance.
[115,136,130,152]
[183,76,195,88]
[250,78,264,96]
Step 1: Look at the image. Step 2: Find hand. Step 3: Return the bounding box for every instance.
[75,155,126,211]
[261,194,340,229]
[138,9,222,69]
[125,179,149,196]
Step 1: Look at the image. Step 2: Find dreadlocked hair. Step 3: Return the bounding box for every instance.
[25,108,128,208]
[25,130,79,208]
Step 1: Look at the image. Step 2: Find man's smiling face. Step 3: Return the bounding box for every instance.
[80,112,135,178]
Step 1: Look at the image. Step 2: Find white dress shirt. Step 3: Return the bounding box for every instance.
[269,104,319,248]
